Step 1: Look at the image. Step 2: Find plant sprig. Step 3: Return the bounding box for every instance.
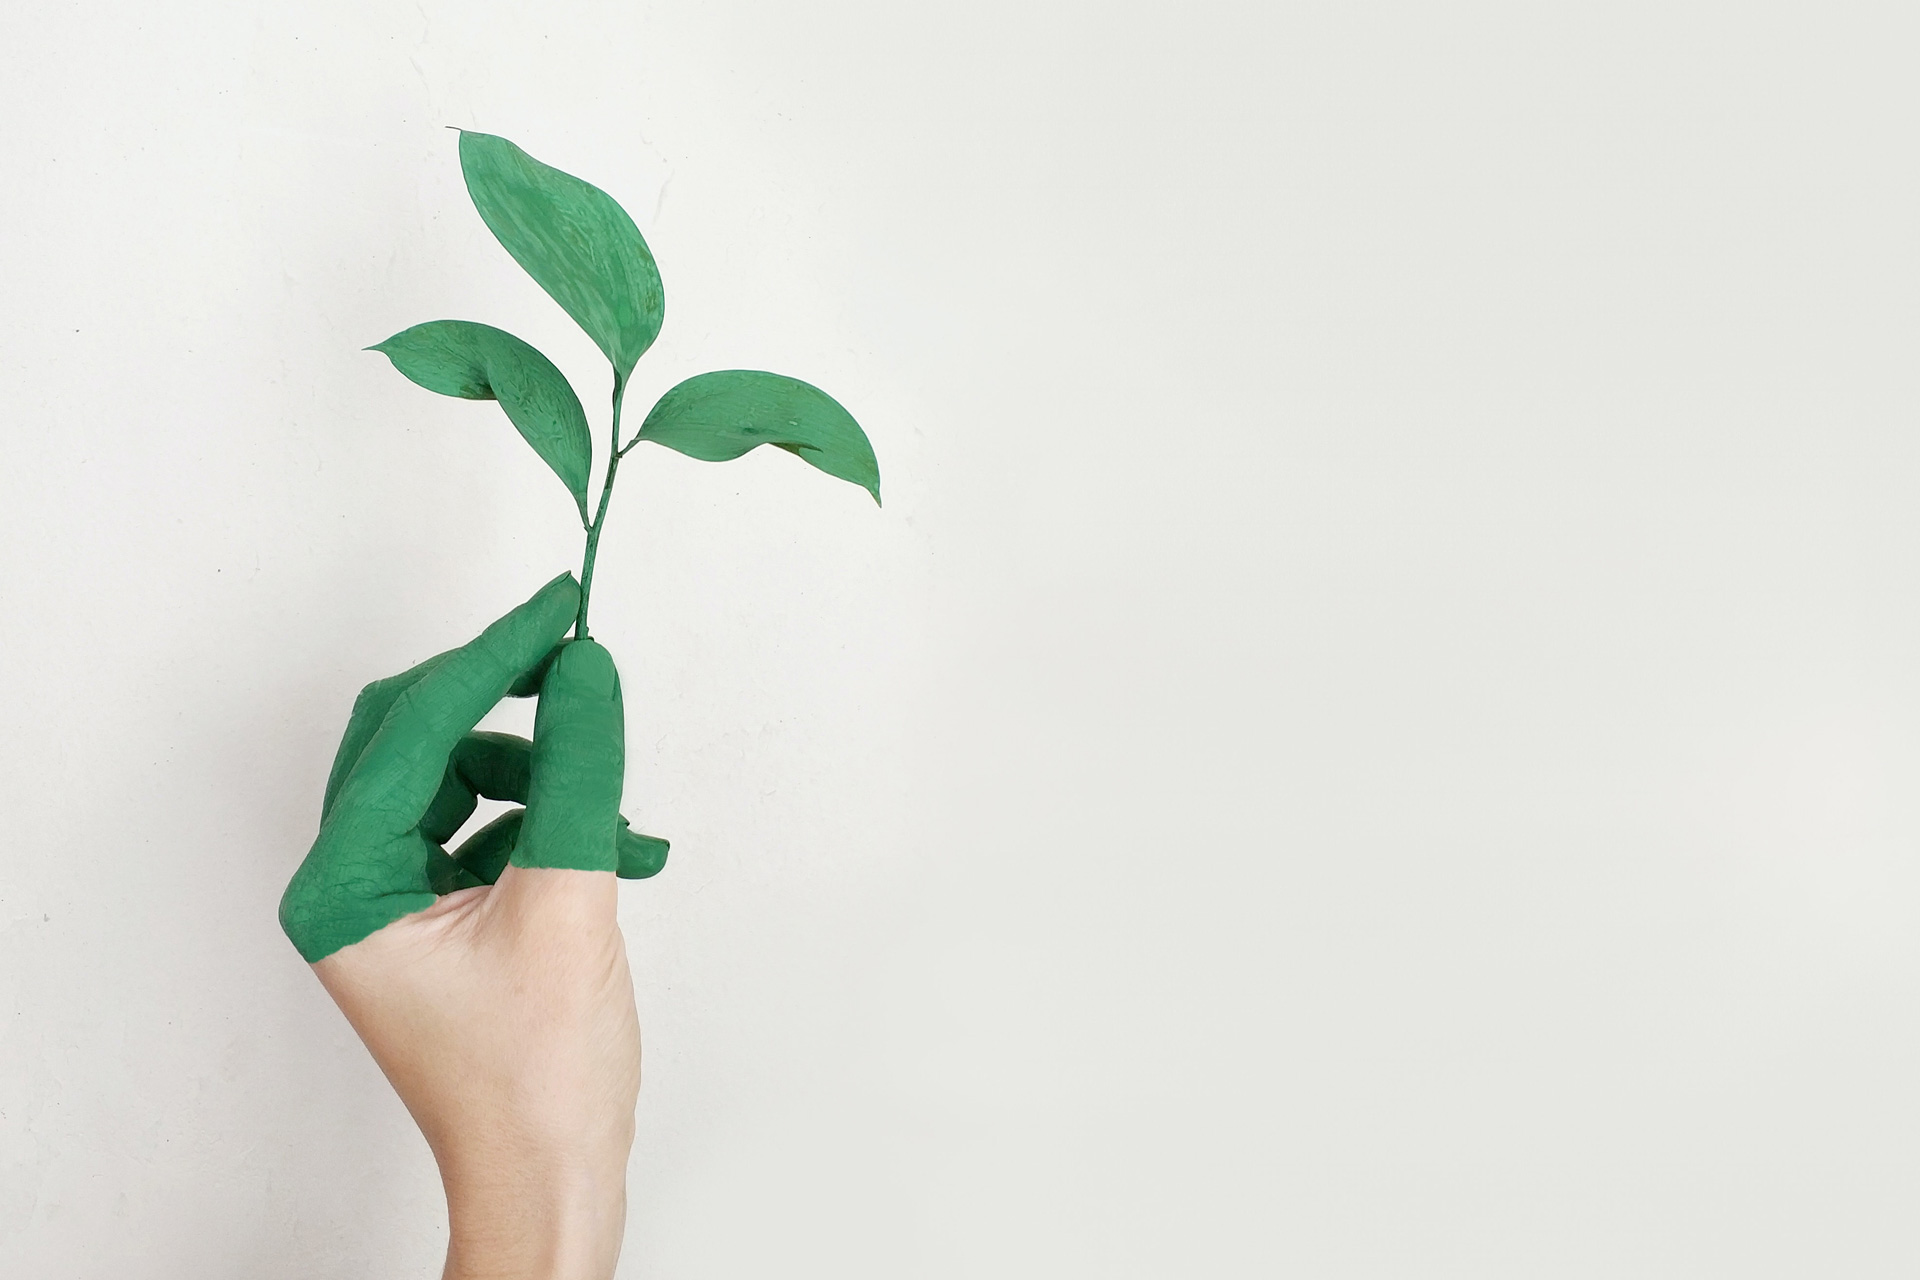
[370,130,880,639]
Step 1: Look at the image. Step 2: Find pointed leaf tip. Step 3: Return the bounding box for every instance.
[632,370,880,503]
[369,319,593,522]
[457,131,664,382]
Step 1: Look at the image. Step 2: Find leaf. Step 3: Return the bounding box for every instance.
[632,371,881,505]
[458,130,664,383]
[368,320,593,522]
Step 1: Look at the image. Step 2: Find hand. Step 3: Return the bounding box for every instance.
[280,573,667,1279]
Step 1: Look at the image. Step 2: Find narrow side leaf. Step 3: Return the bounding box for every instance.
[632,370,880,505]
[458,130,664,383]
[368,320,592,522]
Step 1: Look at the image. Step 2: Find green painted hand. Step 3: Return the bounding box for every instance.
[278,572,668,963]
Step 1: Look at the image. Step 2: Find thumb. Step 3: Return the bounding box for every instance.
[511,639,625,874]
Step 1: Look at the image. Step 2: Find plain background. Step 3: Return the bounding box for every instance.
[4,1,1918,1275]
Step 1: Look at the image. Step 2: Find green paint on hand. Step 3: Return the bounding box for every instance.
[285,131,883,961]
[278,575,668,963]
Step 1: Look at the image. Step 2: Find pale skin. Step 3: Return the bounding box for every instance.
[314,867,639,1280]
[284,576,647,1279]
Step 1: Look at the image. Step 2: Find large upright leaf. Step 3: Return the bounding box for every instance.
[368,320,593,522]
[458,131,664,383]
[632,371,880,505]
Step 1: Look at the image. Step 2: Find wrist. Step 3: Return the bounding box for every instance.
[441,1162,627,1280]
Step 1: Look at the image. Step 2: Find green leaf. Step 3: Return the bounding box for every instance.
[458,130,664,383]
[368,320,593,523]
[632,371,881,505]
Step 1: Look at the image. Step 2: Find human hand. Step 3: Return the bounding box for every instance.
[279,573,667,1279]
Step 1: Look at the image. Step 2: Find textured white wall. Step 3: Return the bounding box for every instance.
[4,2,1920,1275]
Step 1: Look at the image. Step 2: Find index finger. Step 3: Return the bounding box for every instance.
[328,572,581,834]
[319,640,561,824]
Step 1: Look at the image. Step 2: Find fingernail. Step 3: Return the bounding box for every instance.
[556,638,616,698]
[531,571,580,608]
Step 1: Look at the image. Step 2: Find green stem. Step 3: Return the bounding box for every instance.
[574,374,629,640]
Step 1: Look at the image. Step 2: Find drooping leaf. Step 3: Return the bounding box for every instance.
[632,370,880,505]
[368,320,593,522]
[458,130,664,383]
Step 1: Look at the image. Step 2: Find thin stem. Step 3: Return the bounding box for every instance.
[574,374,629,640]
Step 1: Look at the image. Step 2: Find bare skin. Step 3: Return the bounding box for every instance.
[282,578,648,1278]
[314,865,639,1280]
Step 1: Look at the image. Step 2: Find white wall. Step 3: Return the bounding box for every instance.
[4,2,1919,1275]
